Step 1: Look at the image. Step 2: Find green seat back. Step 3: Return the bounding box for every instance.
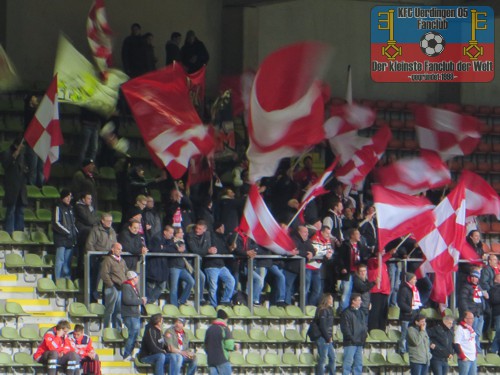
[12,231,31,243]
[282,352,300,365]
[24,253,44,267]
[200,305,217,318]
[179,304,198,317]
[299,352,316,365]
[145,304,162,316]
[246,352,263,365]
[1,327,20,340]
[0,352,13,365]
[232,329,251,342]
[37,278,58,293]
[5,253,25,268]
[196,352,207,366]
[229,352,246,365]
[0,231,12,243]
[264,352,281,365]
[266,328,285,342]
[14,352,39,365]
[232,305,252,318]
[253,305,271,318]
[249,328,268,341]
[163,304,181,318]
[103,328,124,342]
[20,326,40,341]
[284,328,303,342]
[42,185,60,199]
[195,328,206,341]
[89,303,106,316]
[285,305,304,318]
[36,209,52,222]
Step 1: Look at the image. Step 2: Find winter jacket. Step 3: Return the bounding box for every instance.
[165,326,191,351]
[53,201,78,248]
[186,230,211,258]
[489,283,500,317]
[68,331,95,358]
[397,282,419,322]
[121,280,143,318]
[2,148,28,207]
[147,232,173,282]
[100,254,128,289]
[286,233,314,274]
[480,266,497,292]
[428,322,454,361]
[74,201,99,245]
[217,197,243,233]
[138,324,166,360]
[337,240,370,280]
[458,280,485,318]
[317,307,334,342]
[340,307,368,346]
[85,222,117,253]
[118,228,144,270]
[34,327,76,361]
[407,325,431,365]
[205,232,231,269]
[205,320,234,366]
[352,274,375,311]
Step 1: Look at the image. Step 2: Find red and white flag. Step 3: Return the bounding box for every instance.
[335,125,391,186]
[414,105,482,160]
[372,185,435,252]
[246,42,332,182]
[87,0,113,78]
[459,170,500,219]
[121,64,215,179]
[301,157,339,204]
[324,103,376,141]
[240,185,296,255]
[24,75,63,180]
[375,151,451,195]
[187,65,206,108]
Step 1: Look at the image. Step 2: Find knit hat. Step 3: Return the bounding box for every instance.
[60,189,72,199]
[405,272,416,282]
[82,158,94,168]
[175,317,186,324]
[126,271,139,279]
[470,270,481,278]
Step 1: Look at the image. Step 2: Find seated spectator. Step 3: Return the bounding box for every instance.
[146,225,173,304]
[33,320,81,375]
[397,272,423,354]
[53,189,78,281]
[69,324,101,375]
[138,313,182,375]
[118,219,148,271]
[164,318,197,375]
[407,314,431,375]
[489,273,500,354]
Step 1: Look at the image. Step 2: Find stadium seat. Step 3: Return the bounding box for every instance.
[200,304,217,318]
[196,352,207,367]
[31,230,53,244]
[284,328,303,342]
[285,304,306,318]
[0,352,13,367]
[5,253,25,269]
[216,305,234,318]
[0,327,21,342]
[69,302,98,319]
[35,208,52,222]
[37,278,58,295]
[19,325,41,343]
[266,328,286,342]
[162,304,181,318]
[0,230,12,243]
[282,352,300,366]
[229,352,246,367]
[145,304,162,317]
[249,328,268,342]
[195,328,206,341]
[232,328,252,343]
[232,305,253,319]
[13,352,42,368]
[269,306,287,318]
[23,208,36,222]
[26,185,44,199]
[246,352,264,366]
[264,351,281,366]
[102,328,125,344]
[253,305,271,318]
[299,352,317,366]
[42,185,60,199]
[179,304,200,318]
[11,231,33,244]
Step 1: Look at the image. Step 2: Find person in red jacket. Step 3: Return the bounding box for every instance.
[69,324,101,375]
[33,320,81,375]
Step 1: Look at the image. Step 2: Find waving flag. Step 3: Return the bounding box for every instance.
[246,42,332,182]
[372,185,435,252]
[240,185,296,255]
[0,44,19,91]
[335,125,391,186]
[87,0,113,79]
[414,105,482,160]
[324,103,376,140]
[122,64,214,179]
[375,151,451,195]
[24,76,63,180]
[301,157,339,204]
[458,170,500,219]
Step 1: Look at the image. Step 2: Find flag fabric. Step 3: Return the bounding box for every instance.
[24,76,63,180]
[54,34,127,117]
[324,103,376,141]
[459,170,500,219]
[246,42,332,182]
[372,185,435,252]
[186,65,206,109]
[301,157,339,204]
[374,151,451,195]
[414,105,482,160]
[121,64,215,179]
[240,184,296,255]
[87,0,113,78]
[0,44,19,91]
[335,125,391,186]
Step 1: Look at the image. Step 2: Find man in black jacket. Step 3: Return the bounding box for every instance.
[488,273,500,354]
[146,225,173,304]
[397,272,422,354]
[121,271,146,360]
[118,219,148,271]
[138,314,182,375]
[53,189,78,280]
[340,293,367,375]
[428,316,454,375]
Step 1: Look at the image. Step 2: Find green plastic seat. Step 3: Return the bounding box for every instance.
[110,210,122,223]
[12,231,32,243]
[388,306,400,320]
[196,352,207,367]
[24,253,47,268]
[162,304,181,318]
[300,352,317,366]
[246,352,264,365]
[264,351,281,366]
[26,185,44,199]
[229,352,246,366]
[23,209,36,222]
[249,328,268,342]
[253,305,271,318]
[216,305,234,318]
[284,328,303,342]
[20,325,41,341]
[89,303,105,316]
[266,328,286,342]
[35,208,52,222]
[336,352,344,365]
[31,230,52,244]
[0,352,13,366]
[387,352,407,366]
[179,304,199,318]
[387,329,401,342]
[200,305,217,318]
[183,328,195,341]
[369,352,387,366]
[145,304,162,316]
[0,230,12,243]
[102,328,125,343]
[42,185,60,199]
[285,305,305,318]
[421,307,441,320]
[5,253,25,268]
[269,306,287,318]
[368,329,390,343]
[195,328,206,341]
[0,327,20,341]
[305,305,317,317]
[69,302,97,319]
[282,352,300,366]
[486,353,500,366]
[335,330,343,342]
[477,354,487,366]
[37,278,58,294]
[13,352,42,366]
[232,305,253,319]
[232,328,252,342]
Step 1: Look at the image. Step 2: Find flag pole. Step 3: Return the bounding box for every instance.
[377,233,411,288]
[286,198,311,229]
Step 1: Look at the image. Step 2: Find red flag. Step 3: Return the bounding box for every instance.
[24,75,63,181]
[335,126,391,186]
[324,103,376,139]
[187,155,214,187]
[459,170,500,219]
[121,65,214,179]
[240,185,296,255]
[246,42,332,182]
[187,65,206,108]
[372,185,435,252]
[87,0,113,78]
[374,151,451,195]
[414,105,481,160]
[301,157,339,204]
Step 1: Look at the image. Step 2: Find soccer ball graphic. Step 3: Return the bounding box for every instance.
[419,31,446,57]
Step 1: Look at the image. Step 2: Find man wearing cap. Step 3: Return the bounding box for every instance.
[121,270,147,360]
[72,159,98,209]
[165,318,197,375]
[53,189,78,281]
[205,309,236,375]
[397,272,423,354]
[459,269,488,352]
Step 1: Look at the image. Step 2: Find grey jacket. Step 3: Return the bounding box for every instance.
[407,325,431,365]
[85,222,117,253]
[121,281,143,318]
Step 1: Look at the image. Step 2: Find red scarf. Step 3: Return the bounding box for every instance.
[173,208,182,227]
[350,242,360,272]
[459,320,476,336]
[494,267,500,275]
[407,282,422,309]
[122,279,139,294]
[472,284,482,303]
[175,329,184,348]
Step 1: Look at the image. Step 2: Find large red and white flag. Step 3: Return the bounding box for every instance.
[121,64,214,179]
[24,75,63,180]
[335,126,391,186]
[240,184,296,255]
[459,170,500,219]
[414,105,482,160]
[246,42,332,182]
[301,157,339,204]
[87,0,113,78]
[375,151,451,195]
[372,185,435,252]
[324,103,376,141]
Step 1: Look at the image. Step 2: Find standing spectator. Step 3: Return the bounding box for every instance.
[428,316,455,375]
[358,205,377,252]
[488,273,500,354]
[143,195,162,246]
[164,187,194,229]
[144,32,157,72]
[33,320,81,375]
[164,318,197,375]
[121,23,148,77]
[308,226,334,306]
[407,314,431,375]
[78,108,101,167]
[138,314,182,375]
[308,293,335,375]
[169,226,196,307]
[181,30,209,73]
[454,311,477,375]
[165,32,182,65]
[74,193,99,278]
[459,270,488,352]
[352,264,375,319]
[2,137,28,235]
[322,200,343,247]
[71,159,98,209]
[285,225,313,305]
[340,293,368,375]
[397,272,423,354]
[342,207,359,236]
[480,254,498,335]
[121,270,147,360]
[100,242,127,328]
[118,219,148,271]
[146,225,174,304]
[53,189,78,281]
[69,324,101,375]
[217,188,244,234]
[205,309,236,375]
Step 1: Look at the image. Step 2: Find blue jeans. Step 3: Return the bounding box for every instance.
[169,268,195,306]
[245,267,264,304]
[146,281,166,304]
[430,358,449,375]
[259,265,286,303]
[340,275,353,312]
[140,352,182,375]
[79,125,99,166]
[315,336,336,375]
[4,204,24,235]
[490,315,500,353]
[123,316,141,357]
[398,320,410,353]
[103,286,122,328]
[457,360,477,375]
[205,267,236,307]
[305,269,322,306]
[342,345,363,375]
[388,262,401,306]
[55,246,74,280]
[283,269,298,305]
[472,315,484,352]
[209,361,232,375]
[181,357,197,375]
[410,362,429,375]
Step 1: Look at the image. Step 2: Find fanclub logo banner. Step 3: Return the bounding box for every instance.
[371,6,494,83]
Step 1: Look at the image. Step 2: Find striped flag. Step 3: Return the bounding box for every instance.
[87,0,113,79]
[24,75,63,180]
